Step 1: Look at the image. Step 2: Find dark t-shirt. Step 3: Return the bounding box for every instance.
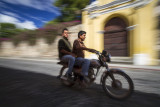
[58,37,72,59]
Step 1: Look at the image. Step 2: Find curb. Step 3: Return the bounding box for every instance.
[0,57,59,62]
[109,64,160,71]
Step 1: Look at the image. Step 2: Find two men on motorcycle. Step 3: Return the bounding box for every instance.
[58,28,95,80]
[58,29,134,99]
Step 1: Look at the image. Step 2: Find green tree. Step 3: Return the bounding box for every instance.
[0,23,26,38]
[53,0,90,22]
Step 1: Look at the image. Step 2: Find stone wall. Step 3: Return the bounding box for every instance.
[0,24,82,58]
[68,24,83,46]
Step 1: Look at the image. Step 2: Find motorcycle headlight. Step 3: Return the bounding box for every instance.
[102,54,111,62]
[102,50,111,62]
[106,54,111,62]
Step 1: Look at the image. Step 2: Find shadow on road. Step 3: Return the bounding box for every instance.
[0,67,160,107]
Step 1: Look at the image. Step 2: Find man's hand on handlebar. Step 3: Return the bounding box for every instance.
[89,49,98,53]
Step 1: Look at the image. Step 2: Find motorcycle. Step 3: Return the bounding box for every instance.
[57,50,134,100]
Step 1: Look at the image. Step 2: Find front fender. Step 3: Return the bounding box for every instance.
[109,68,125,73]
[100,68,125,84]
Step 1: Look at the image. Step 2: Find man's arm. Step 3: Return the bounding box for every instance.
[73,40,95,52]
[60,49,72,55]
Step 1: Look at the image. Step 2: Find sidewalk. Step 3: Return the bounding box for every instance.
[0,56,160,71]
[109,63,160,71]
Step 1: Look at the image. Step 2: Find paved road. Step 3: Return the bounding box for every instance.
[0,58,160,107]
[0,58,160,94]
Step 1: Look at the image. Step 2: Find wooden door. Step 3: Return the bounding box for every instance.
[104,17,128,56]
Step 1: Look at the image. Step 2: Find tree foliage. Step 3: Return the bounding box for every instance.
[0,23,58,46]
[0,23,26,38]
[53,0,90,22]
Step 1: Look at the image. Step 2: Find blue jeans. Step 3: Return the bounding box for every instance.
[61,55,75,75]
[75,57,90,76]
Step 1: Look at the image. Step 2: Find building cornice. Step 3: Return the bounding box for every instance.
[89,0,132,13]
[85,0,153,19]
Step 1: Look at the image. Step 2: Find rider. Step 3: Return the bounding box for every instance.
[73,30,96,78]
[58,28,76,79]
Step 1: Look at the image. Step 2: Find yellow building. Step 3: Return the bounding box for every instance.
[82,0,160,65]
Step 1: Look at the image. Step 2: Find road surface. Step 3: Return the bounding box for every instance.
[0,58,160,107]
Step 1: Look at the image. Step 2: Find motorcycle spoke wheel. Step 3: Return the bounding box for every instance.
[102,71,134,100]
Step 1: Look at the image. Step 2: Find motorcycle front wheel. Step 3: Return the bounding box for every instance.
[102,69,134,100]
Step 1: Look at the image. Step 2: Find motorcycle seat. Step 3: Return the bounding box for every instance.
[57,61,81,68]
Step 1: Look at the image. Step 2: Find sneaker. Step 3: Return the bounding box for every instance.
[60,73,72,81]
[60,75,67,80]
